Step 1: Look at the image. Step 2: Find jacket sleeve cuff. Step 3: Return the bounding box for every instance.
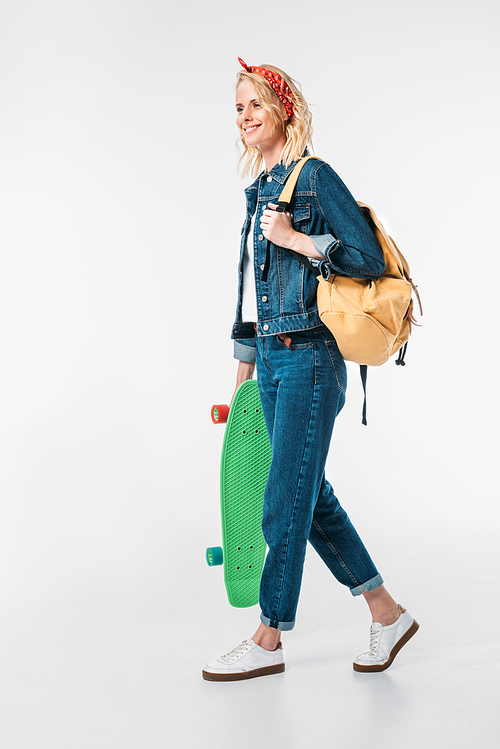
[234,339,256,363]
[309,234,337,258]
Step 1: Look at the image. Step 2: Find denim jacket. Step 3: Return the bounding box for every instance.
[232,158,385,362]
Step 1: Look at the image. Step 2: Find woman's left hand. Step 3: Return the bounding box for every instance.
[260,203,297,249]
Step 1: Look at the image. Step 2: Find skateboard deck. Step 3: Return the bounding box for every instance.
[207,380,272,607]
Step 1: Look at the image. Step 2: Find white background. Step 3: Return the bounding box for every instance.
[0,1,499,747]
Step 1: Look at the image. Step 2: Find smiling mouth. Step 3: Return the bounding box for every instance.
[244,125,261,135]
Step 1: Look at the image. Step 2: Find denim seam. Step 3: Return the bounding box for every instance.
[258,311,321,325]
[311,517,360,587]
[270,543,288,626]
[260,336,273,378]
[259,316,322,328]
[313,336,318,385]
[291,202,311,220]
[324,340,347,394]
[297,264,304,309]
[277,249,285,314]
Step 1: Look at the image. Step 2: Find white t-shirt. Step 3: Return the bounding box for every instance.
[241,212,258,323]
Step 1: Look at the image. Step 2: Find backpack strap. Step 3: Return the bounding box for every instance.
[360,365,368,426]
[277,156,320,203]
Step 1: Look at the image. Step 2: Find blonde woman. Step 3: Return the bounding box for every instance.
[202,60,419,681]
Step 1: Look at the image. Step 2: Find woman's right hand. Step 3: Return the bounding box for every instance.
[231,360,256,405]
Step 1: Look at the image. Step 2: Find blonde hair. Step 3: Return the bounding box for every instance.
[235,64,313,179]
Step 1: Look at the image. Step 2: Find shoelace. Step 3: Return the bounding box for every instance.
[363,607,405,658]
[220,640,252,664]
[364,626,381,658]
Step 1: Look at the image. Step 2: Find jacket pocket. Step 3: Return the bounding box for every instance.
[292,203,311,233]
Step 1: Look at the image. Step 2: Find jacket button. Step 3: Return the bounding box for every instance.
[263,324,269,331]
[258,234,264,241]
[267,176,272,183]
[262,296,268,303]
[260,264,265,271]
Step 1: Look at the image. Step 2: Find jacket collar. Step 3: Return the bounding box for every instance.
[264,160,299,185]
[245,160,300,193]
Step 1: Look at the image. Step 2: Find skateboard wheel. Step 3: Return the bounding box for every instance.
[211,404,229,424]
[206,546,223,566]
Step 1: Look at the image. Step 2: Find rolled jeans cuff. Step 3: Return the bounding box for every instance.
[349,573,384,597]
[260,612,295,632]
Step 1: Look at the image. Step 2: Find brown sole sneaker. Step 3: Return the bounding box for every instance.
[353,618,419,673]
[202,639,285,682]
[202,662,285,682]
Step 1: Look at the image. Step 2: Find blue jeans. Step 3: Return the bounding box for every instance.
[255,326,383,631]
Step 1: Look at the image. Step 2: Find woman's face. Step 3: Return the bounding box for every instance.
[235,81,285,152]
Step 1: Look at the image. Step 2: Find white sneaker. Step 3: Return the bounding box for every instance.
[353,608,419,672]
[202,639,285,682]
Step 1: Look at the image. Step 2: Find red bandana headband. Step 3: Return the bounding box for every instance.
[238,58,294,120]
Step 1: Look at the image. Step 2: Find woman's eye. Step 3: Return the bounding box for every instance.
[253,102,261,108]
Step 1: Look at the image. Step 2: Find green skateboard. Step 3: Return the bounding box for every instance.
[206,380,272,608]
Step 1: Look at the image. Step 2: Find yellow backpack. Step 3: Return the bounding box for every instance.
[317,201,422,367]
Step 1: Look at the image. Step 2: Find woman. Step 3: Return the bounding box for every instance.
[202,60,418,681]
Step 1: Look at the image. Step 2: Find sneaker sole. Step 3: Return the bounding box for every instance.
[202,663,285,682]
[353,619,419,673]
